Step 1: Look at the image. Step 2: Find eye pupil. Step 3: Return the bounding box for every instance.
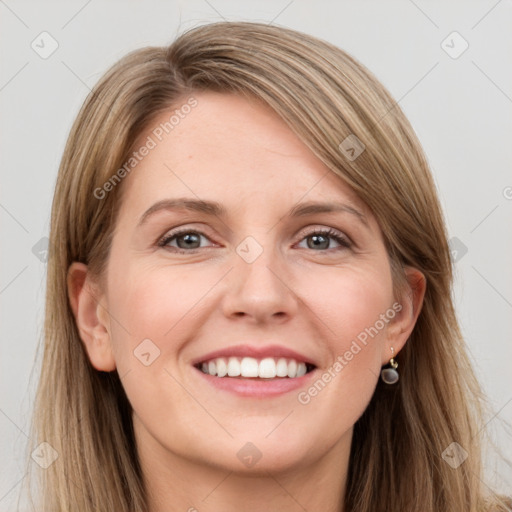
[308,234,329,250]
[177,233,200,249]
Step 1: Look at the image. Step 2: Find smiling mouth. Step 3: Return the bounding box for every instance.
[195,356,316,379]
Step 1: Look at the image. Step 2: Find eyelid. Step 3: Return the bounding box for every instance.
[294,225,351,245]
[156,225,217,248]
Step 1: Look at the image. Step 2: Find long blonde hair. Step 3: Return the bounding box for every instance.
[28,21,510,511]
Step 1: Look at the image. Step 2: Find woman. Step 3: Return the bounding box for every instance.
[29,20,510,511]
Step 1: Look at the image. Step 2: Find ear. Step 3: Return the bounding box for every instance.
[382,266,426,365]
[67,262,116,372]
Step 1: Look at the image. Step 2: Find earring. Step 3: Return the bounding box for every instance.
[380,347,399,384]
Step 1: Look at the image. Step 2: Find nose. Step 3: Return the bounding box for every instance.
[221,244,299,324]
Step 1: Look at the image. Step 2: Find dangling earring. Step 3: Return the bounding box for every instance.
[381,347,399,384]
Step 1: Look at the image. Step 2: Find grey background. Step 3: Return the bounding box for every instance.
[1,0,511,509]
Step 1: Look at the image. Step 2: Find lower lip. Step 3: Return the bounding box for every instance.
[193,366,317,398]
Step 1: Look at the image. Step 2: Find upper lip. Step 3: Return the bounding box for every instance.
[192,344,317,367]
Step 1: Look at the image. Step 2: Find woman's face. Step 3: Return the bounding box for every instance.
[76,91,422,476]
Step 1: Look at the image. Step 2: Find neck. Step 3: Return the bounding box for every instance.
[137,424,351,512]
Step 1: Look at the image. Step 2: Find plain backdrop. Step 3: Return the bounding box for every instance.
[1,1,511,509]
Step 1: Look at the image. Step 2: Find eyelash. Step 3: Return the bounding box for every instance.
[157,227,352,254]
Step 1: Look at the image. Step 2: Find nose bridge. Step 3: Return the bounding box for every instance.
[222,234,297,321]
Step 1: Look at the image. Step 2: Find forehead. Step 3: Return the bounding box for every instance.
[119,91,369,220]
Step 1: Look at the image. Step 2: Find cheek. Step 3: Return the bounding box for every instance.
[299,264,393,347]
[103,262,217,438]
[106,261,217,353]
[292,265,391,407]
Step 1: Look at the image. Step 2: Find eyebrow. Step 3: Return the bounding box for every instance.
[137,198,369,228]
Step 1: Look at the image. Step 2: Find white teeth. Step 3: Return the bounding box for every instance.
[240,357,259,377]
[296,362,307,377]
[198,356,313,378]
[216,357,227,377]
[276,358,288,377]
[287,359,297,378]
[259,357,277,378]
[227,357,241,377]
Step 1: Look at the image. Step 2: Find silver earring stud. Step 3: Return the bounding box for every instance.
[380,347,399,384]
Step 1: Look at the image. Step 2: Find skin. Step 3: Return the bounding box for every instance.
[68,91,425,512]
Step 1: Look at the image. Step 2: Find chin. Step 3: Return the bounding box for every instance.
[185,425,321,475]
